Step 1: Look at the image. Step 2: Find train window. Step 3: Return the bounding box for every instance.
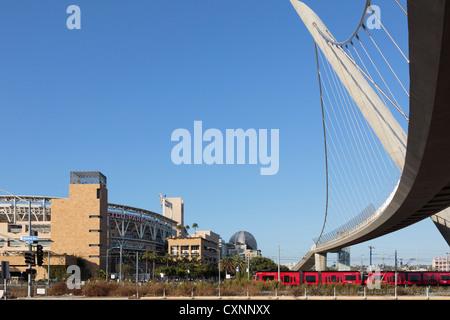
[442,276,450,280]
[262,275,275,281]
[345,275,356,281]
[284,276,290,283]
[305,276,316,283]
[409,275,420,282]
[331,276,336,282]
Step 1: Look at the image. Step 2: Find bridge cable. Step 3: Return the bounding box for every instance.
[323,44,382,210]
[325,44,394,216]
[345,45,400,187]
[315,43,403,244]
[336,45,409,122]
[352,37,406,121]
[332,54,392,203]
[319,48,368,224]
[362,25,410,98]
[394,0,408,16]
[317,46,383,240]
[314,41,329,245]
[368,7,409,64]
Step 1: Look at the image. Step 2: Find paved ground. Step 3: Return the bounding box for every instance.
[14,295,450,300]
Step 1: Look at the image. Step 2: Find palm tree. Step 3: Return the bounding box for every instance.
[192,223,199,234]
[232,254,245,273]
[185,225,190,237]
[162,252,172,266]
[176,224,183,237]
[221,257,235,275]
[141,251,159,279]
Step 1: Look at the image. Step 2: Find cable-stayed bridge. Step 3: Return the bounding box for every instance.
[291,0,450,270]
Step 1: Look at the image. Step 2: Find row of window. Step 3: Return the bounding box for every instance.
[170,245,200,253]
[7,224,51,234]
[0,240,51,247]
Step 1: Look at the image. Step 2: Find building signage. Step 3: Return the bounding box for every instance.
[20,236,38,244]
[108,211,144,223]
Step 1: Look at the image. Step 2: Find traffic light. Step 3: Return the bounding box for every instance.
[36,245,43,266]
[24,252,35,266]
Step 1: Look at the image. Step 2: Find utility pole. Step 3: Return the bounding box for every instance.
[277,245,280,283]
[446,252,450,272]
[394,250,398,286]
[28,201,32,298]
[368,246,375,267]
[247,254,250,281]
[136,252,139,298]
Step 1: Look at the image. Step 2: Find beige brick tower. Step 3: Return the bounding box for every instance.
[51,172,108,273]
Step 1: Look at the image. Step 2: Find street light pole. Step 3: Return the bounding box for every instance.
[277,245,280,283]
[207,246,220,296]
[0,189,33,297]
[28,201,32,298]
[368,246,375,268]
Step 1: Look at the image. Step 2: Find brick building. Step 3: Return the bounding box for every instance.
[0,171,179,281]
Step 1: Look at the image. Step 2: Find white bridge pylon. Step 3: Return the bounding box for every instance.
[291,0,407,172]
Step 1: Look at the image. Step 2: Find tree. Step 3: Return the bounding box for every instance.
[142,251,159,279]
[232,254,245,274]
[221,257,236,275]
[176,224,183,237]
[249,257,289,273]
[162,253,172,266]
[194,263,217,279]
[192,223,199,233]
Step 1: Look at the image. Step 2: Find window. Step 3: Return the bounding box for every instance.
[8,225,22,233]
[305,276,316,283]
[408,275,420,282]
[8,240,22,247]
[181,245,189,256]
[262,275,275,281]
[345,275,357,281]
[284,275,290,283]
[97,188,101,199]
[170,245,179,256]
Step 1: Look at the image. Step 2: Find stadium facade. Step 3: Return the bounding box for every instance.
[0,171,180,280]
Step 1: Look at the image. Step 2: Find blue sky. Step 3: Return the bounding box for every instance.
[0,0,447,266]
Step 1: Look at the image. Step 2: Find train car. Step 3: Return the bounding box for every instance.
[256,270,450,286]
[255,271,363,285]
[365,272,406,285]
[365,271,450,286]
[422,272,450,285]
[320,271,363,285]
[254,271,300,285]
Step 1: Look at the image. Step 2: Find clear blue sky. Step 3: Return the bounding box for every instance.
[0,0,447,266]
